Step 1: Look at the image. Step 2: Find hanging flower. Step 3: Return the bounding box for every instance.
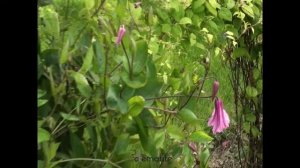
[115,25,126,45]
[208,98,230,134]
[211,80,219,101]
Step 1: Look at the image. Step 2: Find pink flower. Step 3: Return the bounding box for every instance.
[116,25,126,45]
[208,98,230,134]
[211,81,219,101]
[188,142,197,154]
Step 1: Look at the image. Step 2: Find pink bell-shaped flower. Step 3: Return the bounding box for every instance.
[211,80,219,101]
[115,25,126,45]
[208,98,230,134]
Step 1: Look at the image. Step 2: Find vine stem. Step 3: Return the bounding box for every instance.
[144,106,177,114]
[52,158,121,168]
[121,41,132,78]
[145,95,211,101]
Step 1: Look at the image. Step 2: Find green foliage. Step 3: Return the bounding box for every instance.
[38,0,262,167]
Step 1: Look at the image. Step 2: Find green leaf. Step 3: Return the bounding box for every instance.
[70,71,92,98]
[49,142,60,161]
[121,72,147,89]
[200,148,210,168]
[172,25,183,38]
[179,17,192,24]
[243,122,250,133]
[233,47,249,59]
[38,128,50,143]
[133,40,149,74]
[245,113,256,122]
[60,39,69,64]
[257,79,262,94]
[154,130,165,149]
[219,7,232,21]
[128,96,145,117]
[106,85,128,114]
[38,99,48,107]
[85,0,95,10]
[246,86,258,97]
[190,33,197,46]
[242,5,254,18]
[208,0,221,9]
[113,133,130,155]
[251,126,261,137]
[190,131,213,143]
[70,133,86,157]
[60,112,80,121]
[79,45,94,74]
[178,108,198,124]
[205,2,217,16]
[162,24,171,33]
[38,89,46,98]
[226,0,235,9]
[167,125,184,141]
[39,7,60,40]
[193,0,206,11]
[253,69,261,80]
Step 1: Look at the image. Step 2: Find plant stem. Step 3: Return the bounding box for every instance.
[121,41,132,78]
[144,106,177,114]
[52,158,122,168]
[145,95,211,101]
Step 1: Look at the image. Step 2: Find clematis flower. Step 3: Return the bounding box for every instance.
[211,80,219,101]
[115,25,126,45]
[208,98,230,134]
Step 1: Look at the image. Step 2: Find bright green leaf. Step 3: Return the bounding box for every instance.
[38,128,50,143]
[38,99,48,107]
[219,7,232,21]
[128,96,145,117]
[167,125,184,141]
[200,148,210,168]
[208,0,221,9]
[246,86,258,97]
[190,131,213,143]
[162,24,171,33]
[60,39,69,64]
[251,126,261,137]
[245,113,256,122]
[178,108,198,124]
[79,45,94,74]
[226,0,235,9]
[179,17,192,24]
[70,71,92,97]
[205,2,217,16]
[193,0,206,11]
[242,5,254,18]
[60,112,80,121]
[38,89,46,98]
[243,122,250,133]
[190,33,197,46]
